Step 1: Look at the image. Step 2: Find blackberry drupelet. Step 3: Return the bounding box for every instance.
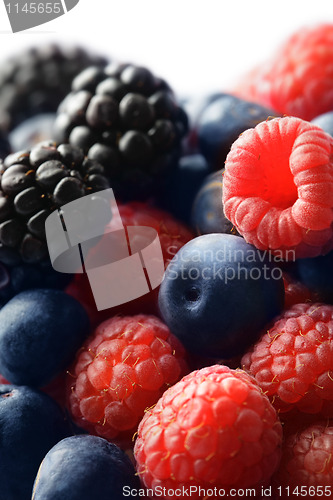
[54,63,188,200]
[0,44,107,132]
[0,141,110,264]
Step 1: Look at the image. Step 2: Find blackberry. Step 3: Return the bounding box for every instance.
[0,141,110,264]
[0,44,107,132]
[54,63,188,200]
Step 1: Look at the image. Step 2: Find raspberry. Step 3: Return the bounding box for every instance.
[283,272,315,309]
[66,201,194,324]
[223,117,333,259]
[66,315,188,447]
[242,303,333,418]
[273,422,333,496]
[134,365,282,497]
[235,24,333,121]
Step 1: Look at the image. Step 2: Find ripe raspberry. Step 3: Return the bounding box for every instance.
[66,202,194,325]
[134,365,282,497]
[283,272,315,309]
[234,24,333,121]
[223,116,333,259]
[66,315,188,447]
[273,421,333,497]
[242,303,333,418]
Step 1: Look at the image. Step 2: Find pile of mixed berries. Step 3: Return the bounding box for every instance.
[2,24,333,499]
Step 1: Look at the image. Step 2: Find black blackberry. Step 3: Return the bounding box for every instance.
[0,141,110,264]
[54,63,188,200]
[0,44,107,132]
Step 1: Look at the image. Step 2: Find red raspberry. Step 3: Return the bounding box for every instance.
[273,421,333,497]
[66,202,194,325]
[223,116,333,259]
[235,24,333,121]
[66,314,188,447]
[283,272,315,309]
[134,364,282,498]
[242,303,333,418]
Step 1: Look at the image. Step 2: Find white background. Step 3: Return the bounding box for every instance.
[0,0,333,96]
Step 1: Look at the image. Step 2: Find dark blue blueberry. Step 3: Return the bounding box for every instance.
[32,435,140,500]
[311,111,333,137]
[179,92,224,155]
[180,92,224,131]
[158,234,284,359]
[0,289,90,387]
[0,384,71,500]
[294,250,333,303]
[158,154,211,224]
[197,94,278,169]
[191,169,240,236]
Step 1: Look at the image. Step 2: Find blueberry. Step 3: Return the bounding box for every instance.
[311,111,333,137]
[158,234,284,359]
[191,169,240,236]
[0,289,90,387]
[180,92,223,130]
[294,250,333,303]
[32,435,140,500]
[0,384,71,500]
[197,94,277,168]
[179,92,224,155]
[158,154,211,224]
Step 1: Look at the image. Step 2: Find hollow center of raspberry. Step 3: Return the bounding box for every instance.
[261,148,298,209]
